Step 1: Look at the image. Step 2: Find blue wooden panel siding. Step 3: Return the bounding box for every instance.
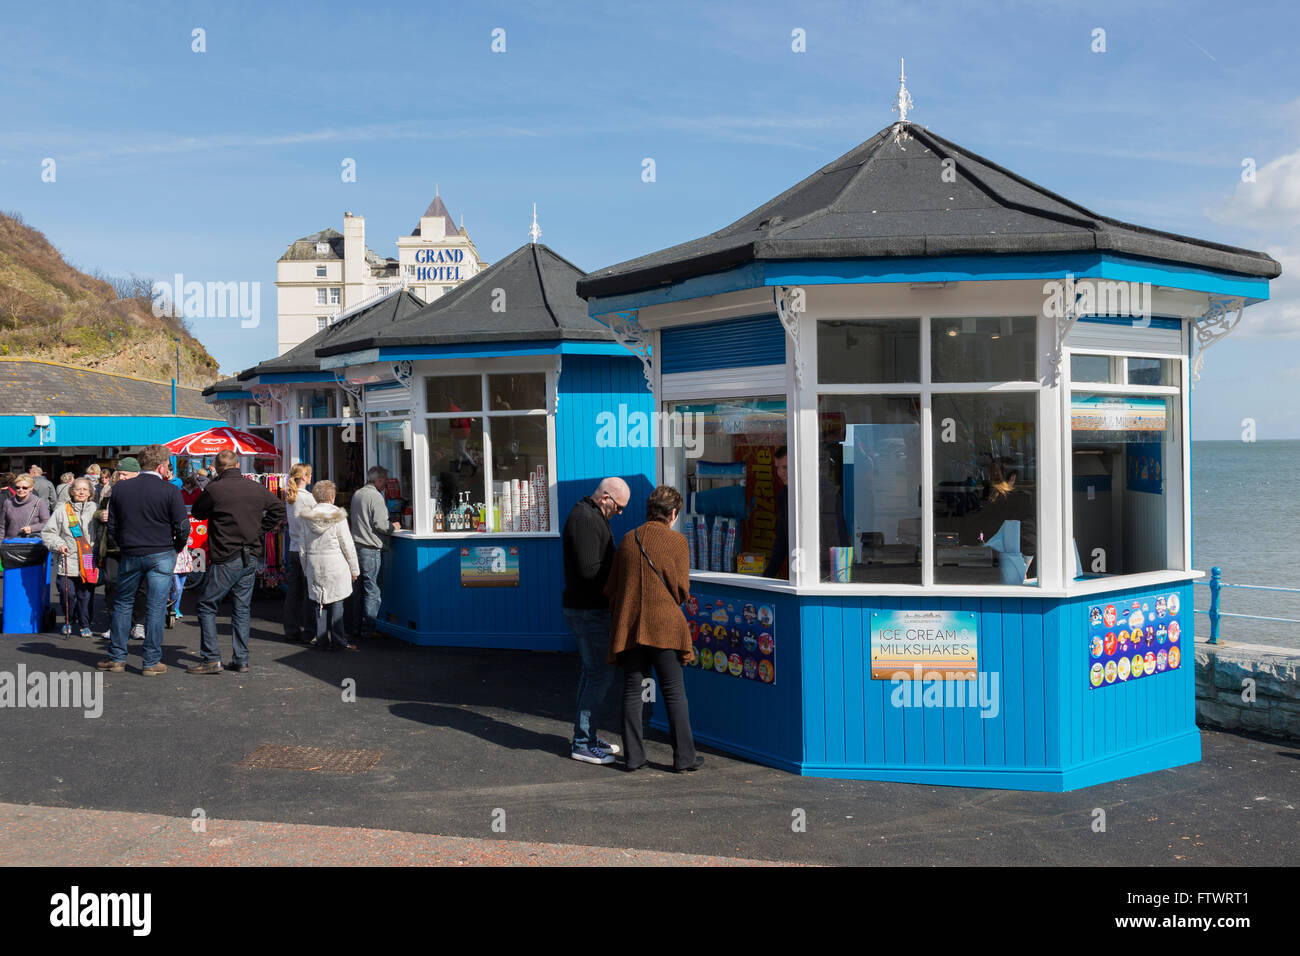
[659,314,786,373]
[670,585,1201,791]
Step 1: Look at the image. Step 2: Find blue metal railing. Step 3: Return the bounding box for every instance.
[1194,566,1300,644]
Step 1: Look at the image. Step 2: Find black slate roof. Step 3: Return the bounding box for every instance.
[1,359,218,419]
[233,289,429,382]
[578,122,1281,299]
[317,243,613,357]
[203,376,246,396]
[411,195,460,237]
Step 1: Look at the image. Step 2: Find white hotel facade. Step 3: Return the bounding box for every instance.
[274,193,487,354]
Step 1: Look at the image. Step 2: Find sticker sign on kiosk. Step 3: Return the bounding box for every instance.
[460,546,519,587]
[870,610,978,680]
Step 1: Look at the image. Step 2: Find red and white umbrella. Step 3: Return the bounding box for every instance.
[165,427,280,457]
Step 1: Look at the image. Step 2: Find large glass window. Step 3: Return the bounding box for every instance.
[1071,391,1182,577]
[663,397,786,577]
[297,388,337,419]
[931,394,1038,586]
[931,316,1036,382]
[370,414,413,530]
[818,395,922,584]
[818,319,920,383]
[425,372,551,533]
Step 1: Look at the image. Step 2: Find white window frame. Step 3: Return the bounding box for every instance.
[1062,343,1189,585]
[329,287,341,305]
[316,287,328,306]
[810,315,1042,589]
[416,360,558,537]
[316,265,327,278]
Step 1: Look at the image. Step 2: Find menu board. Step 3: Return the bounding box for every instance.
[683,592,775,684]
[869,610,978,680]
[1087,590,1183,689]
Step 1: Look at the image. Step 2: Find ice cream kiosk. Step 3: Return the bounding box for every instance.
[577,112,1279,790]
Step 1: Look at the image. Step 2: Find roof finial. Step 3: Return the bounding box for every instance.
[528,203,542,244]
[435,183,439,197]
[891,57,914,147]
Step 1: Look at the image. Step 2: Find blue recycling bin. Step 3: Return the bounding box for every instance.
[2,538,51,634]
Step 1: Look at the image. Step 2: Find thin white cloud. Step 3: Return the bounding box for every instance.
[1210,147,1300,229]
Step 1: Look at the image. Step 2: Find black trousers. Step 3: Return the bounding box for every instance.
[618,645,697,770]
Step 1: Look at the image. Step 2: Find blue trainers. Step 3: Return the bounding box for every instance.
[595,737,622,756]
[570,743,615,765]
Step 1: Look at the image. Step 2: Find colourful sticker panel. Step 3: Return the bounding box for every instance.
[1087,590,1182,689]
[683,592,774,685]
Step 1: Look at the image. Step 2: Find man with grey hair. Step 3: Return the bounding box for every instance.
[561,476,631,765]
[28,465,57,512]
[349,465,401,641]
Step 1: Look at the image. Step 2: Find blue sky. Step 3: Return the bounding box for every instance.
[2,0,1298,439]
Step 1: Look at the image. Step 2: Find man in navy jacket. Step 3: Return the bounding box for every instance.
[99,446,189,675]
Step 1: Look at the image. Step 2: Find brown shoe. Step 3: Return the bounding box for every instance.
[186,660,222,675]
[96,659,125,673]
[142,663,167,677]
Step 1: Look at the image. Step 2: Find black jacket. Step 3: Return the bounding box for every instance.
[106,472,189,557]
[190,468,286,564]
[561,497,614,609]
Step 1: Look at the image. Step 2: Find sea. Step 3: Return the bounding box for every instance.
[1192,439,1300,650]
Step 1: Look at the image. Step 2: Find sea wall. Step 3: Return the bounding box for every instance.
[1194,639,1300,741]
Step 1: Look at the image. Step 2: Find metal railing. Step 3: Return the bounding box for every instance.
[1194,566,1300,644]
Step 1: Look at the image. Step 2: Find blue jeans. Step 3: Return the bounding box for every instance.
[110,551,174,667]
[316,600,349,649]
[565,607,617,749]
[352,546,382,637]
[197,556,259,665]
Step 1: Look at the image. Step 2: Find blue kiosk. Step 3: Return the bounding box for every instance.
[577,119,1280,790]
[312,240,654,650]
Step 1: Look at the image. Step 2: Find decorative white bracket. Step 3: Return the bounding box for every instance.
[249,385,274,409]
[1191,296,1245,387]
[267,384,290,406]
[604,310,653,393]
[212,400,236,426]
[774,285,806,388]
[1045,276,1086,387]
[333,370,365,416]
[393,360,414,392]
[550,356,562,415]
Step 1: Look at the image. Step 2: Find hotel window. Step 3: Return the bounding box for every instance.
[316,265,327,278]
[816,316,1039,587]
[404,264,415,277]
[1070,353,1184,578]
[315,242,330,255]
[317,316,328,331]
[329,287,341,305]
[424,372,553,533]
[316,288,328,306]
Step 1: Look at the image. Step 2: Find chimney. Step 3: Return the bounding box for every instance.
[343,212,365,291]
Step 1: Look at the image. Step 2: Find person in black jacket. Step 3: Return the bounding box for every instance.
[562,476,630,765]
[187,450,286,674]
[97,446,189,676]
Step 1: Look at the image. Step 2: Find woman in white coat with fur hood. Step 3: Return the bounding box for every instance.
[298,479,360,652]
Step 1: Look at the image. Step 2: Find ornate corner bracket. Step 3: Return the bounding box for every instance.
[1191,297,1245,388]
[1044,279,1087,387]
[604,310,653,393]
[392,360,414,392]
[774,285,805,388]
[333,370,365,415]
[249,385,274,409]
[550,356,563,415]
[212,400,236,426]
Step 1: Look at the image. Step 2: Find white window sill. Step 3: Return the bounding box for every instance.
[686,568,1203,598]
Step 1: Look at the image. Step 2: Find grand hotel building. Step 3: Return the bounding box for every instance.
[274,193,486,354]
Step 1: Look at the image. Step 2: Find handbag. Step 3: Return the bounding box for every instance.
[66,502,99,584]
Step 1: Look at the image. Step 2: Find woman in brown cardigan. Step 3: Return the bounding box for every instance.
[604,485,702,772]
